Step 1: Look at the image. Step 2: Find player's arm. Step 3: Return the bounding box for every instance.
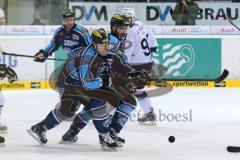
[145,25,158,53]
[80,52,103,90]
[34,29,61,63]
[111,53,147,77]
[110,54,148,93]
[124,31,136,63]
[80,27,92,46]
[111,53,133,75]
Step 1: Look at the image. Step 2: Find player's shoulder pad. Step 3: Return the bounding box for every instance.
[53,25,64,36]
[134,21,147,30]
[135,20,145,26]
[83,43,95,56]
[110,34,121,45]
[74,24,90,37]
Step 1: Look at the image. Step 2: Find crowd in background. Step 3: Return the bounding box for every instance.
[0,0,239,25]
[70,0,238,2]
[70,0,239,2]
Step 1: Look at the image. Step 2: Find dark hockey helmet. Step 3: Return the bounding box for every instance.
[92,28,109,44]
[62,9,75,18]
[110,14,129,27]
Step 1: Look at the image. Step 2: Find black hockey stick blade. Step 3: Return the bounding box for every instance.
[159,69,229,82]
[227,146,240,153]
[216,69,229,81]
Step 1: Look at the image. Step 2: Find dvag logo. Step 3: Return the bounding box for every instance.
[146,6,172,21]
[72,5,108,21]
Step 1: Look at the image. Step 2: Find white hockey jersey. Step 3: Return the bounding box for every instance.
[124,21,158,65]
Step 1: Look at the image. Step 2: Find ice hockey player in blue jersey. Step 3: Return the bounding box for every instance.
[34,9,92,100]
[27,28,122,151]
[33,9,91,62]
[108,14,129,55]
[60,15,148,148]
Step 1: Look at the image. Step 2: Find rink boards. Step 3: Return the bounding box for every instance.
[0,80,239,90]
[0,33,240,90]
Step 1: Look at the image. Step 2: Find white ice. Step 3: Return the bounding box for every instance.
[0,88,240,160]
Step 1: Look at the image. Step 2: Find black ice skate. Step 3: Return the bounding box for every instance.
[0,122,8,134]
[138,109,157,126]
[0,136,5,147]
[60,129,78,144]
[110,128,125,147]
[99,133,118,151]
[26,124,47,145]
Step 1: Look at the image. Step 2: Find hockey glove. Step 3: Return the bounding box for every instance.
[34,49,48,63]
[0,64,7,80]
[5,66,18,83]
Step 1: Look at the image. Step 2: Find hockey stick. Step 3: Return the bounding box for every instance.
[227,146,240,153]
[226,8,240,31]
[0,47,67,61]
[153,69,229,82]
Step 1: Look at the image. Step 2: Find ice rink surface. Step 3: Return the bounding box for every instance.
[0,88,240,160]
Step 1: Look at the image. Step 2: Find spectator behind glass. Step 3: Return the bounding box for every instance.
[170,0,199,25]
[30,11,45,25]
[0,8,6,25]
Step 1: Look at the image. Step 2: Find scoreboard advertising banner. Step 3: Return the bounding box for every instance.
[69,2,240,25]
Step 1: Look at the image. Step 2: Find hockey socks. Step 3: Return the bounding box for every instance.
[110,102,135,133]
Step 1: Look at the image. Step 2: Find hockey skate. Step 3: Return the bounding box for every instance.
[138,109,157,126]
[110,128,125,147]
[99,133,118,151]
[0,136,5,147]
[26,124,47,145]
[0,122,8,134]
[60,129,78,144]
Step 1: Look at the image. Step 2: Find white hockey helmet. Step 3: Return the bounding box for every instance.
[122,8,135,25]
[0,8,6,25]
[122,8,135,18]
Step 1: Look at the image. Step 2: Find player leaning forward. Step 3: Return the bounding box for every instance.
[0,64,18,147]
[122,8,158,125]
[27,29,135,150]
[60,14,144,148]
[28,29,113,147]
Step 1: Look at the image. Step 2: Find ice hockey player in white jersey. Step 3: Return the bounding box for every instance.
[0,64,18,147]
[122,8,158,125]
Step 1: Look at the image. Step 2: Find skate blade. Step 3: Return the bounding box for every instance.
[116,141,124,148]
[26,129,44,145]
[59,140,77,145]
[101,145,117,152]
[138,121,157,126]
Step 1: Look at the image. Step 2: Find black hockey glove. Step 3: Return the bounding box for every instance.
[34,49,48,63]
[0,64,7,80]
[127,70,148,78]
[6,66,18,83]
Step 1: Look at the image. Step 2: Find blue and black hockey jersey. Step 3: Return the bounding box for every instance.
[65,43,133,90]
[44,24,92,58]
[109,33,125,53]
